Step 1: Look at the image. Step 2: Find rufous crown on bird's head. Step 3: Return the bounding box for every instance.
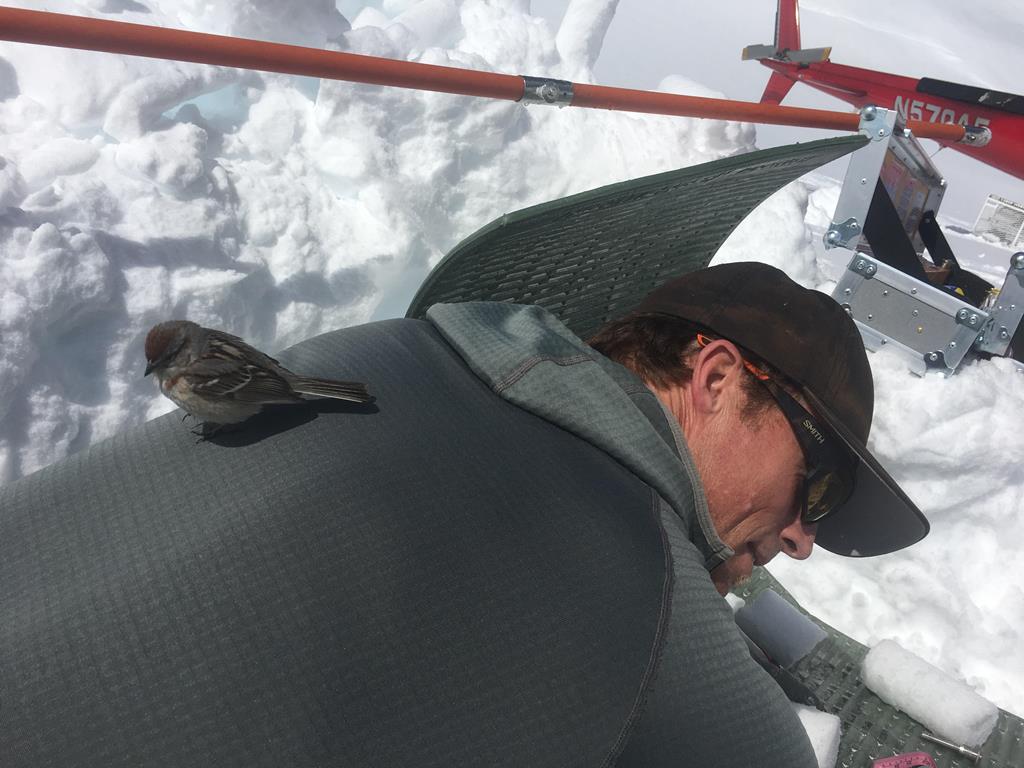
[144,320,199,375]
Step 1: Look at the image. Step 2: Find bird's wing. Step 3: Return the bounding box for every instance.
[203,329,284,368]
[189,362,301,402]
[187,341,301,403]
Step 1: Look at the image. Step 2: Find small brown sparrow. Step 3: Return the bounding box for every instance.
[144,320,371,431]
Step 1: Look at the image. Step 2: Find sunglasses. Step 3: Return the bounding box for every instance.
[695,334,855,523]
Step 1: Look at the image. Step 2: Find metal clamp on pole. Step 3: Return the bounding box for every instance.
[521,76,574,106]
[960,125,992,146]
[860,104,901,141]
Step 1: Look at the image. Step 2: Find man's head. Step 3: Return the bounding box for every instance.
[590,262,929,594]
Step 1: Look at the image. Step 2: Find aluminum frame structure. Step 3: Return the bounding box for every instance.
[826,107,1024,374]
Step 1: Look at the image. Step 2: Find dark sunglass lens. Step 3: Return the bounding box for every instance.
[758,378,855,524]
[804,466,854,523]
[804,474,835,522]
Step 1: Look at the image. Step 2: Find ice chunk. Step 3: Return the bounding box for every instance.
[351,7,391,30]
[734,589,827,667]
[724,593,745,613]
[115,123,207,191]
[19,138,100,192]
[174,0,349,46]
[556,0,618,76]
[392,0,460,48]
[0,157,26,208]
[103,68,234,141]
[862,639,998,748]
[0,56,18,101]
[792,704,841,768]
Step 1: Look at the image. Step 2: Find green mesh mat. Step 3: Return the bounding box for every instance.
[407,135,867,337]
[736,568,1024,768]
[405,135,1024,766]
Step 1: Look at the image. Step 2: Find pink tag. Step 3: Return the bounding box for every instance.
[871,753,937,768]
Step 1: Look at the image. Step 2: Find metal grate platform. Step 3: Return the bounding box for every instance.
[736,568,1024,768]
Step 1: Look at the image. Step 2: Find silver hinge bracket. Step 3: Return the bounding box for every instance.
[825,219,863,250]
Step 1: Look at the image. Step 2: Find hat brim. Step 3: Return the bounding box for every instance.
[803,389,930,557]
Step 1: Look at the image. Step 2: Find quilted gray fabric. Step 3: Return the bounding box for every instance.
[0,319,670,767]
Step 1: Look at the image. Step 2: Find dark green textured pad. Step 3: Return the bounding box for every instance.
[407,135,868,339]
[735,568,1024,768]
[0,320,668,767]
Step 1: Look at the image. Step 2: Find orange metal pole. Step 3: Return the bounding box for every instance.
[0,5,968,144]
[572,82,860,132]
[0,6,524,101]
[571,83,968,144]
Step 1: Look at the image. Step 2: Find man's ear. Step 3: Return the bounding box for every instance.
[689,338,746,416]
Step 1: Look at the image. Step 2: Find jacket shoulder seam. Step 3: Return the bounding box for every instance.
[493,353,594,394]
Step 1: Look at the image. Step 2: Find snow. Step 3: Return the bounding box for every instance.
[0,0,1022,727]
[792,703,841,768]
[862,639,999,748]
[724,592,745,613]
[554,0,616,78]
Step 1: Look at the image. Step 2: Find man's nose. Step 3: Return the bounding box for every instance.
[780,517,817,560]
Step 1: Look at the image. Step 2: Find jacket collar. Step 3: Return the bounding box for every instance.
[427,301,733,571]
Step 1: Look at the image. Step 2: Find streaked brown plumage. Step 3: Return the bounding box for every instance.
[144,320,371,429]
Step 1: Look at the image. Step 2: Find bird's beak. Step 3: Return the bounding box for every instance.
[144,362,154,377]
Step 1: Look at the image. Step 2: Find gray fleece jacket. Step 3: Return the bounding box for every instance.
[428,301,817,767]
[0,301,814,768]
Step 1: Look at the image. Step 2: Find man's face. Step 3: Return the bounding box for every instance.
[692,384,818,596]
[647,337,819,596]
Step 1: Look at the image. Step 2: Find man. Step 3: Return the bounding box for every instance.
[586,262,928,765]
[590,262,929,585]
[0,262,927,767]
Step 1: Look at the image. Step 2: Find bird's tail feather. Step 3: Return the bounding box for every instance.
[291,377,372,403]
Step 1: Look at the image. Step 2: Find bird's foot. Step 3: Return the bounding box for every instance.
[190,421,245,443]
[190,422,224,443]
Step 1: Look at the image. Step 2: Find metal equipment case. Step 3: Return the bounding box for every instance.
[825,108,1024,374]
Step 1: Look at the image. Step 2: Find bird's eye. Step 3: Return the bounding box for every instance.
[165,338,188,364]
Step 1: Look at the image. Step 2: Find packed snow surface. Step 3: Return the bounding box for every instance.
[0,0,1022,720]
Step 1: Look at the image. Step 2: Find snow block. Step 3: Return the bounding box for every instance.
[792,703,841,768]
[862,639,999,748]
[724,593,745,613]
[734,588,827,667]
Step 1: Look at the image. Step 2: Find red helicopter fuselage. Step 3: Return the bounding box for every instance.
[748,1,1024,180]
